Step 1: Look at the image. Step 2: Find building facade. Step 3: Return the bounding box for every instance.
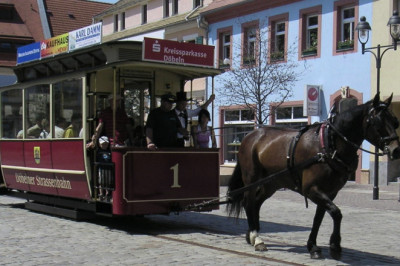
[202,0,376,183]
[368,0,400,184]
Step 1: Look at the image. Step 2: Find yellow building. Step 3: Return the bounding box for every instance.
[369,0,400,184]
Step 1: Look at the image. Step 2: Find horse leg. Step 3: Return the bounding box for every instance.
[307,205,326,259]
[244,189,270,251]
[308,188,342,260]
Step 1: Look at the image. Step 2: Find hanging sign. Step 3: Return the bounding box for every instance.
[143,37,214,67]
[305,85,321,116]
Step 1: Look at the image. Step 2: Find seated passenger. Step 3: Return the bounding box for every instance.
[48,117,67,138]
[64,114,81,138]
[191,109,217,148]
[27,113,47,138]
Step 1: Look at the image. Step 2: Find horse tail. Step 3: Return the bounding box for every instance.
[226,161,244,218]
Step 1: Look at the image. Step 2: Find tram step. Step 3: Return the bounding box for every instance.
[25,202,96,220]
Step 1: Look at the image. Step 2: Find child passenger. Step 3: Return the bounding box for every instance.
[97,136,112,201]
[191,109,217,149]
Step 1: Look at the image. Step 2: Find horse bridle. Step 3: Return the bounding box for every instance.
[366,105,399,149]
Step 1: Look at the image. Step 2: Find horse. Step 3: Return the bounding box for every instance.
[227,93,400,259]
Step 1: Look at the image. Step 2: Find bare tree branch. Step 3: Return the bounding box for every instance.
[216,25,307,125]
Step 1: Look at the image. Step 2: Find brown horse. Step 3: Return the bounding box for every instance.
[227,94,400,259]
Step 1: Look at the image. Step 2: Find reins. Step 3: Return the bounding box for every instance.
[326,120,386,156]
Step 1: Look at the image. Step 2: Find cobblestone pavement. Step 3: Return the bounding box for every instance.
[0,182,399,265]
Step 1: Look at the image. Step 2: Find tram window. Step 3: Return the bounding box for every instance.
[123,81,151,127]
[25,85,50,138]
[53,79,83,138]
[1,89,22,139]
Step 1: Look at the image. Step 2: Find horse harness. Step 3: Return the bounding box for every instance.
[286,120,361,206]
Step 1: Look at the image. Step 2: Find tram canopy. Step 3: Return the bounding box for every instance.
[9,41,222,86]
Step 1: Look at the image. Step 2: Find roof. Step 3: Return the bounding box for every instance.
[44,0,111,36]
[200,0,251,14]
[94,0,144,18]
[0,0,44,41]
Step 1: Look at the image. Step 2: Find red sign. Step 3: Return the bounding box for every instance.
[143,37,214,67]
[308,87,318,101]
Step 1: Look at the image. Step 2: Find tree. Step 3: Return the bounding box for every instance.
[216,26,306,125]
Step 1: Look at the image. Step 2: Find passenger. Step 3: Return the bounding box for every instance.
[97,136,112,202]
[52,117,68,138]
[174,92,215,147]
[132,125,146,147]
[39,118,50,139]
[63,114,81,138]
[191,109,217,148]
[145,93,177,150]
[87,94,133,149]
[27,112,47,138]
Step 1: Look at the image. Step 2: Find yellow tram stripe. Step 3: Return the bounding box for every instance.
[1,165,85,175]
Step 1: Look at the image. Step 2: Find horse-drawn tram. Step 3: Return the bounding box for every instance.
[0,37,221,219]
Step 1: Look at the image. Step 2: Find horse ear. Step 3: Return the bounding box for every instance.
[373,93,380,107]
[384,93,393,106]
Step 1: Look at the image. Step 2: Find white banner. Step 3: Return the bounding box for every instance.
[69,22,102,51]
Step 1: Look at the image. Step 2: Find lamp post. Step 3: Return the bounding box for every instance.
[356,11,400,200]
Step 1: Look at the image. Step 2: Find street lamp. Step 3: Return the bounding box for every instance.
[356,11,400,200]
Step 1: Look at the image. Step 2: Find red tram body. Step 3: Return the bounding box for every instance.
[0,37,221,218]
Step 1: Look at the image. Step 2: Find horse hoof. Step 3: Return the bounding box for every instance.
[309,246,323,259]
[310,250,323,259]
[255,242,268,251]
[329,244,342,260]
[246,231,251,245]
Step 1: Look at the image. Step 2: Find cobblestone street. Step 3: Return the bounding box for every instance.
[0,183,399,265]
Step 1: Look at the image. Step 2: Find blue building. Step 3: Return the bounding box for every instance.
[202,0,373,183]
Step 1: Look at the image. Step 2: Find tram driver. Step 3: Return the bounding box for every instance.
[145,93,177,150]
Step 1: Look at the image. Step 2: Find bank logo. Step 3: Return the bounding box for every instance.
[152,41,160,52]
[34,147,40,164]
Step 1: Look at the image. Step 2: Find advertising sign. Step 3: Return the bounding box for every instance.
[143,37,214,67]
[40,33,69,58]
[69,22,102,51]
[305,85,321,116]
[16,42,41,64]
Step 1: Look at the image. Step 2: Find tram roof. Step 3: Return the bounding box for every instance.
[8,41,222,87]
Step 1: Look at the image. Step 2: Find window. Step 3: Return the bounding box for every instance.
[274,105,307,128]
[1,89,22,139]
[221,107,255,163]
[194,0,201,8]
[0,5,14,21]
[25,85,50,139]
[334,0,358,54]
[242,22,259,65]
[164,0,170,17]
[217,27,232,68]
[173,0,178,15]
[142,5,147,24]
[114,14,118,32]
[306,15,318,50]
[269,13,288,62]
[244,27,256,63]
[121,12,126,30]
[299,6,321,58]
[53,79,83,138]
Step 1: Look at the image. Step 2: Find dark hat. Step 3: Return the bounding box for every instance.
[176,91,192,102]
[161,93,175,103]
